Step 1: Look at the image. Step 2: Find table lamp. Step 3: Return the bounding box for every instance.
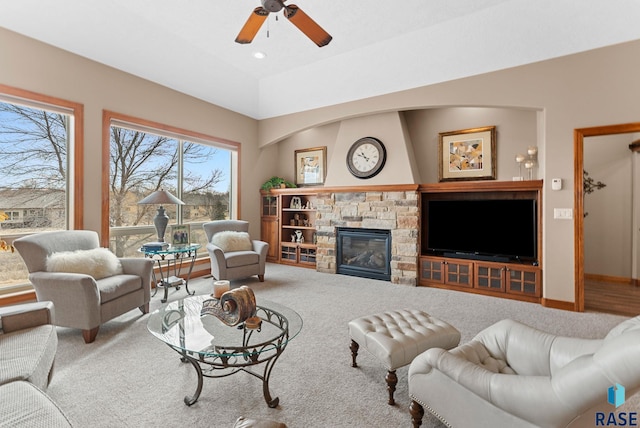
[138,189,184,242]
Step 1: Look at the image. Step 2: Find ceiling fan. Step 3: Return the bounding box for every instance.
[235,0,332,47]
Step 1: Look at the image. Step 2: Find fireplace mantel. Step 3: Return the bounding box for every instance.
[279,184,420,194]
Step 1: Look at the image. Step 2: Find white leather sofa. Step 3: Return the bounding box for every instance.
[408,316,640,428]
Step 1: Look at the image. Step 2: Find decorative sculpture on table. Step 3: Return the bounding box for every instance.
[201,285,257,327]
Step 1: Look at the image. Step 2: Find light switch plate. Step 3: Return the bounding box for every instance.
[554,208,573,219]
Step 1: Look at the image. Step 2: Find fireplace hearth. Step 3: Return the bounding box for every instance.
[336,227,391,281]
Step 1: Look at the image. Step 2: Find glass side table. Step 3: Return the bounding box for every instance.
[139,244,201,303]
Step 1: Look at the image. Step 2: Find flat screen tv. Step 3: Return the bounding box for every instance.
[424,198,537,263]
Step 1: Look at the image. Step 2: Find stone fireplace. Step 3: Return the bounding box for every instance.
[314,187,419,285]
[336,227,391,281]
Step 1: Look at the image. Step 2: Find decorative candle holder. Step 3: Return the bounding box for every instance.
[212,280,230,299]
[524,160,535,180]
[515,154,526,179]
[515,146,538,180]
[245,316,262,330]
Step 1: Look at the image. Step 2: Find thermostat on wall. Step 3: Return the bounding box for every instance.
[552,178,562,190]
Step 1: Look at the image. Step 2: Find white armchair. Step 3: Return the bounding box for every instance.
[203,220,268,282]
[408,316,640,427]
[14,230,154,344]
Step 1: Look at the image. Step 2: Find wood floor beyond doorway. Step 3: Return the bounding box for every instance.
[585,277,640,317]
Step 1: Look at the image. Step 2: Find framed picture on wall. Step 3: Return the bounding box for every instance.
[438,126,496,181]
[295,146,327,186]
[171,225,190,247]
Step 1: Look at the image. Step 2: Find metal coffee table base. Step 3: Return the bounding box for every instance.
[180,344,285,408]
[148,297,301,409]
[176,306,290,408]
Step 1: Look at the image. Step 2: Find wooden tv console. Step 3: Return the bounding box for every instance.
[418,180,543,303]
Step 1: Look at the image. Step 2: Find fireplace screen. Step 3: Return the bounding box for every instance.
[336,227,391,281]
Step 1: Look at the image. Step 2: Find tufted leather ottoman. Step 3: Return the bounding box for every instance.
[348,309,460,405]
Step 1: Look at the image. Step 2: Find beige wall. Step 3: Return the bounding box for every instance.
[0,27,261,238]
[275,108,539,186]
[3,24,640,304]
[584,134,636,278]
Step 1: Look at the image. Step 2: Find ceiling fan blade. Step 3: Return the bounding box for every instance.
[235,7,269,44]
[284,5,332,47]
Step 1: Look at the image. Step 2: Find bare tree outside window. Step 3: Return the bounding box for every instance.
[0,102,68,189]
[0,101,71,288]
[109,125,229,257]
[0,100,231,288]
[0,102,68,231]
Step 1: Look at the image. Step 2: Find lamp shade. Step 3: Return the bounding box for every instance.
[138,189,184,205]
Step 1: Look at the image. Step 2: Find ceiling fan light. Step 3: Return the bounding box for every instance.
[253,51,267,59]
[261,0,283,13]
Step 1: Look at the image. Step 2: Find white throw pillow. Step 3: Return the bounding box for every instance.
[211,231,253,252]
[46,248,123,279]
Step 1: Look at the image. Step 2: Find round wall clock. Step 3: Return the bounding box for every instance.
[346,137,387,179]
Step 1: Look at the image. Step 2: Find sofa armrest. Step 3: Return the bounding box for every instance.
[473,319,556,376]
[413,347,567,426]
[119,258,154,302]
[206,243,226,262]
[252,240,269,259]
[28,271,101,315]
[206,243,227,279]
[119,257,153,278]
[414,347,497,401]
[252,240,269,274]
[0,301,55,333]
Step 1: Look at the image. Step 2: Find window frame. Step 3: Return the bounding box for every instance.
[0,84,83,300]
[101,110,241,248]
[0,84,84,232]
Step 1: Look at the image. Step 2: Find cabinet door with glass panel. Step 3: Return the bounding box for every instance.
[475,261,540,297]
[260,193,280,262]
[420,256,473,288]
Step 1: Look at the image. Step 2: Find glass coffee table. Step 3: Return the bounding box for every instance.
[147,294,303,408]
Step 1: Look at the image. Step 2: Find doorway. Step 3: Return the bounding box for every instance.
[574,122,640,314]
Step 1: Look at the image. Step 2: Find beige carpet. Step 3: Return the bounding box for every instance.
[47,263,636,427]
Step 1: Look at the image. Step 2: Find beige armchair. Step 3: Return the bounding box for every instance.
[203,220,268,282]
[408,316,640,428]
[14,230,153,344]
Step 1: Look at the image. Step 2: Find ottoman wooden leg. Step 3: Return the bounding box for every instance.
[386,370,397,405]
[350,339,359,367]
[409,400,424,427]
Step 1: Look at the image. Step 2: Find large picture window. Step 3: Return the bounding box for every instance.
[0,84,83,293]
[104,111,239,258]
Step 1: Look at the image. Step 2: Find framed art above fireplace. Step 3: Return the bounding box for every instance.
[295,146,326,186]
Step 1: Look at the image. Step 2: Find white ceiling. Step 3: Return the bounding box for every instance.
[2,0,640,119]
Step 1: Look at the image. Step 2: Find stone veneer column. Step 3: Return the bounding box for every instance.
[314,190,419,285]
